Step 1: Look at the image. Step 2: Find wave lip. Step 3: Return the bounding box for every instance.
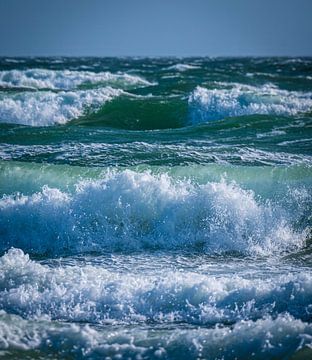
[0,170,308,256]
[0,87,123,126]
[0,69,153,90]
[189,84,312,123]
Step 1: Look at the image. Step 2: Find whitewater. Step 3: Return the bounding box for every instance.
[0,57,311,359]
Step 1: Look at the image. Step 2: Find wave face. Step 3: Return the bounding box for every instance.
[0,57,312,359]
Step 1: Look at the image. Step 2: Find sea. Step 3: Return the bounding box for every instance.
[0,57,311,359]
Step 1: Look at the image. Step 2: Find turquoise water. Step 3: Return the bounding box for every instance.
[0,57,312,359]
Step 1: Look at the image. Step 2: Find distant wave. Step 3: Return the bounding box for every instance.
[189,84,312,123]
[165,63,200,71]
[0,69,153,90]
[0,169,308,256]
[0,87,123,126]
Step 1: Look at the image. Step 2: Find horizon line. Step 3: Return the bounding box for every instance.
[1,54,312,59]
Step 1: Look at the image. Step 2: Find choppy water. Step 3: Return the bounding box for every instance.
[0,57,312,359]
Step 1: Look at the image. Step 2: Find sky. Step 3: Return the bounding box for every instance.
[0,0,311,57]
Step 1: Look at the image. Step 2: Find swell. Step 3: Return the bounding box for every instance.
[0,166,310,256]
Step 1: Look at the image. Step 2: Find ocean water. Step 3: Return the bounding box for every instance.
[0,57,311,359]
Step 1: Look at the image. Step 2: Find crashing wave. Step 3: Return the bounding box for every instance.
[0,170,308,256]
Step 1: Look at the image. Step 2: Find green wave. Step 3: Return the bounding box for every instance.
[71,95,188,130]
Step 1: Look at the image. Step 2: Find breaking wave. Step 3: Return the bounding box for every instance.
[0,87,123,126]
[189,84,312,123]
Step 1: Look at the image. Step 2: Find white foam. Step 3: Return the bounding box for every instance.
[189,84,312,123]
[0,69,152,90]
[0,87,123,126]
[0,170,307,255]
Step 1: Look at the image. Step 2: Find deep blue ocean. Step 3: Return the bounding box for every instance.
[0,57,312,359]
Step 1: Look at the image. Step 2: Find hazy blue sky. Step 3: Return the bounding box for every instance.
[0,0,311,57]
